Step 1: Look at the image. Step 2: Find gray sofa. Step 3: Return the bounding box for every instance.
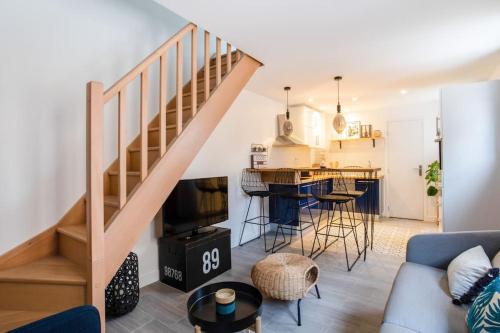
[381,230,500,333]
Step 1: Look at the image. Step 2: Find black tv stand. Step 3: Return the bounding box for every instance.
[159,227,231,292]
[177,226,218,241]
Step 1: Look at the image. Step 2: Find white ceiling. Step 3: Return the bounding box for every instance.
[155,0,500,111]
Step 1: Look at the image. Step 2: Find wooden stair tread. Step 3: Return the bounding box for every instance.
[128,146,160,152]
[107,170,140,177]
[166,105,191,113]
[0,310,54,332]
[182,90,205,97]
[0,256,86,286]
[57,224,86,243]
[104,195,120,207]
[148,125,178,132]
[163,106,196,117]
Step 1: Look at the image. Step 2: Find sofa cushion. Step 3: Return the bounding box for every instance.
[447,245,492,300]
[493,251,500,268]
[466,275,500,333]
[383,262,467,333]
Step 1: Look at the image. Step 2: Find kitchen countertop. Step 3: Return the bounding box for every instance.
[249,167,384,184]
[252,167,382,173]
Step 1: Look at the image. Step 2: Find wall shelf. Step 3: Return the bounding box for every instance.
[332,137,383,149]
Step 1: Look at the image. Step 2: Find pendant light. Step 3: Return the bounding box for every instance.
[283,86,293,136]
[333,76,346,134]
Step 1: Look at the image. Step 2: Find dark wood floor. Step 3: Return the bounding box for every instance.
[107,218,437,333]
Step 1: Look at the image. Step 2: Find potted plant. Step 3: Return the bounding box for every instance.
[425,160,441,196]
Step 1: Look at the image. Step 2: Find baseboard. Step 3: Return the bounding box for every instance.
[424,214,438,223]
[139,268,159,288]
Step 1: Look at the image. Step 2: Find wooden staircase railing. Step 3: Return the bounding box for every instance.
[86,22,259,329]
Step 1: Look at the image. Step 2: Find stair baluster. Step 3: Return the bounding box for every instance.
[204,31,210,102]
[86,81,106,330]
[191,27,198,117]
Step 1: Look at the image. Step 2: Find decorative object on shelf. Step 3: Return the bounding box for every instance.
[283,86,293,136]
[360,125,372,138]
[425,160,441,196]
[250,144,268,168]
[373,129,382,138]
[105,252,139,317]
[333,76,347,134]
[215,288,236,315]
[344,121,361,139]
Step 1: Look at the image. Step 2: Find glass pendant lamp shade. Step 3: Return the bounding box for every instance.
[283,119,293,136]
[332,76,346,134]
[283,86,293,136]
[333,112,346,134]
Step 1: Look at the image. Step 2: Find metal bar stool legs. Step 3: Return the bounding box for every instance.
[271,199,317,256]
[239,195,274,252]
[312,199,365,271]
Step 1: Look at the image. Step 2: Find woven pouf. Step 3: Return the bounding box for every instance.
[251,253,319,301]
[105,252,140,317]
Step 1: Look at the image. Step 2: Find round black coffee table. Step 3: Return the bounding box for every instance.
[187,281,263,333]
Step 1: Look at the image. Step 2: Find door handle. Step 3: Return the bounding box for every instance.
[413,165,423,176]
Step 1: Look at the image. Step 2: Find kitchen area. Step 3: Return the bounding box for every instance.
[248,98,386,218]
[244,80,441,225]
[234,81,442,264]
[237,84,393,263]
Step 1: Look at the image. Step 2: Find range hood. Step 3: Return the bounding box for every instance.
[273,114,308,147]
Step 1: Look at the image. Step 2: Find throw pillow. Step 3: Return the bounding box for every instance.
[466,275,500,333]
[453,268,499,305]
[493,251,500,268]
[447,246,492,301]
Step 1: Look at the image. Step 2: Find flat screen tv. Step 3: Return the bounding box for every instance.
[163,176,228,237]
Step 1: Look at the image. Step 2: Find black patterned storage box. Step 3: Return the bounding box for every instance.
[105,252,140,316]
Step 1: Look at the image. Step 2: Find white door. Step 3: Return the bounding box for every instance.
[387,120,424,220]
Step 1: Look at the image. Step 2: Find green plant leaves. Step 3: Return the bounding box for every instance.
[427,186,438,196]
[425,160,441,196]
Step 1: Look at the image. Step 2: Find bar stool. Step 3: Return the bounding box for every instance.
[270,169,319,256]
[310,169,364,271]
[239,169,282,252]
[329,169,370,256]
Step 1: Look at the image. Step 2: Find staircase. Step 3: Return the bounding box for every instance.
[0,23,261,332]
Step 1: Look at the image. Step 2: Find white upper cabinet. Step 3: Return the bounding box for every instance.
[288,105,326,148]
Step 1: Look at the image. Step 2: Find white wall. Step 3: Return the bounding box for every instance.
[326,100,440,221]
[491,64,500,80]
[441,80,500,232]
[135,89,284,286]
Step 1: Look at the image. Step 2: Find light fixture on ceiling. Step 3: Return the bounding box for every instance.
[352,96,358,102]
[333,76,346,134]
[283,86,293,136]
[400,89,407,95]
[308,97,314,103]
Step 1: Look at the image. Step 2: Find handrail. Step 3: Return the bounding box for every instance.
[103,23,195,103]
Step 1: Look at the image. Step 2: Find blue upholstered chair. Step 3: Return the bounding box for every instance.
[8,306,100,333]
